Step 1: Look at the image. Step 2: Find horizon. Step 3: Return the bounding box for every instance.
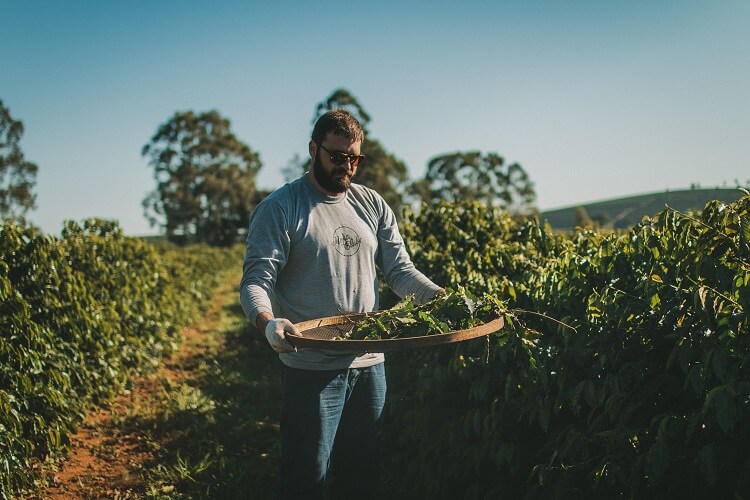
[541,184,749,212]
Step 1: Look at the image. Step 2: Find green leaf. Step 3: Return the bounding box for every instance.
[705,385,736,434]
[583,380,596,408]
[495,443,514,466]
[698,443,718,486]
[708,347,728,383]
[687,364,704,395]
[538,401,550,432]
[739,217,750,252]
[650,293,661,309]
[646,440,669,481]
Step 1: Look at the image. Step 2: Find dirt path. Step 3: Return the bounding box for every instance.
[40,387,155,499]
[34,276,245,499]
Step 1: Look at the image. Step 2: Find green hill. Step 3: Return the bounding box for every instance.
[540,188,747,230]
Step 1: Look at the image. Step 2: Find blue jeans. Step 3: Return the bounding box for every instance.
[277,363,387,500]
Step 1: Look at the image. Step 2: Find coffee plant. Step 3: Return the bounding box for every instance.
[345,287,505,340]
[2,191,748,500]
[0,219,239,498]
[384,192,750,499]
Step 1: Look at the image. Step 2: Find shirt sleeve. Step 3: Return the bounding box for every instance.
[375,200,441,304]
[239,199,290,324]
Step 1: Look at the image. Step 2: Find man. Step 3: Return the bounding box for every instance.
[240,109,443,499]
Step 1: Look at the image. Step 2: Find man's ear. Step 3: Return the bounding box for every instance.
[308,140,316,159]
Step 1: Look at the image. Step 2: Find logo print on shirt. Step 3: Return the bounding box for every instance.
[333,226,361,256]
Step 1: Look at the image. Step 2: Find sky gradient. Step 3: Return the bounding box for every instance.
[2,0,749,235]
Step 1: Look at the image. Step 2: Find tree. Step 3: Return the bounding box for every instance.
[413,151,537,216]
[314,88,372,133]
[142,110,261,246]
[352,138,410,214]
[287,88,411,213]
[0,99,38,222]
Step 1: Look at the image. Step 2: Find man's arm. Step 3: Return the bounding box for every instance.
[239,199,297,352]
[255,311,273,334]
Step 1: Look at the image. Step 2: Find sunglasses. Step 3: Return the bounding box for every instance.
[319,144,365,167]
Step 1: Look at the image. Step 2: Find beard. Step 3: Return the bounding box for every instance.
[312,150,353,193]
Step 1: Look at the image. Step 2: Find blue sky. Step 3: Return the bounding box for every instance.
[2,0,749,235]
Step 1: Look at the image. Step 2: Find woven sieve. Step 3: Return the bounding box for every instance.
[286,313,504,353]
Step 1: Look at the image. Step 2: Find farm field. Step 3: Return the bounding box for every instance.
[3,190,750,499]
[34,274,283,499]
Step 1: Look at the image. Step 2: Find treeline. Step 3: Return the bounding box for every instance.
[384,191,750,499]
[1,92,536,247]
[0,219,240,498]
[140,88,537,246]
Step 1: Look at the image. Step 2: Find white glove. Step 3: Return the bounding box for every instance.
[264,318,298,353]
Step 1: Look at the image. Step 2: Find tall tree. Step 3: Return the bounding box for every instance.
[142,110,261,246]
[0,99,38,222]
[288,88,410,213]
[314,88,372,134]
[414,151,537,215]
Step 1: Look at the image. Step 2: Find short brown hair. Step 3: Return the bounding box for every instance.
[311,109,365,145]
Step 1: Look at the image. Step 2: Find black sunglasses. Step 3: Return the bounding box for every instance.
[319,144,365,167]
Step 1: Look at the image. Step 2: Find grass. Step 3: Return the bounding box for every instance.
[114,277,282,499]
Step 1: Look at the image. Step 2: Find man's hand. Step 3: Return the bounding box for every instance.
[264,318,299,353]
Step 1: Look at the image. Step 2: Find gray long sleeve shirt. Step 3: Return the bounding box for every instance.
[240,173,441,370]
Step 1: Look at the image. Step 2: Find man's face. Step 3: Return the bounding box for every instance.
[311,133,362,194]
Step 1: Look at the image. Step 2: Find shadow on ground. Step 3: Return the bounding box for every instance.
[137,299,282,499]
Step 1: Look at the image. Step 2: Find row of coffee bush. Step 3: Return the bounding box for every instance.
[0,219,239,497]
[385,191,750,499]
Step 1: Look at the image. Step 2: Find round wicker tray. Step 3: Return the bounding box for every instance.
[286,313,505,353]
